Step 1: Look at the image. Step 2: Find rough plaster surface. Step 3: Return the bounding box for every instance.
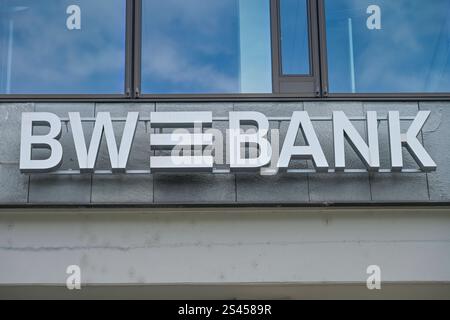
[0,209,449,285]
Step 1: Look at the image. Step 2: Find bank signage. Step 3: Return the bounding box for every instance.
[19,110,436,174]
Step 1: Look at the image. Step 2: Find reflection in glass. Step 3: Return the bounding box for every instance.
[141,0,272,94]
[280,0,310,75]
[0,0,126,94]
[325,0,450,93]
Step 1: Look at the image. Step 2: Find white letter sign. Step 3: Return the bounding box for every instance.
[70,112,139,173]
[229,112,272,171]
[333,111,380,171]
[278,111,329,171]
[20,112,63,173]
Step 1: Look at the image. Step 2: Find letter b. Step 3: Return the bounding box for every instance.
[20,112,63,173]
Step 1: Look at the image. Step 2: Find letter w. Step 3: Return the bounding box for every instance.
[69,112,139,172]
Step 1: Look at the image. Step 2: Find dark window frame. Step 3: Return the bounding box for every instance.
[271,0,321,97]
[0,0,450,101]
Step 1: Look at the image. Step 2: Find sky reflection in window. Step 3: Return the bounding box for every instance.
[0,0,126,94]
[141,0,273,94]
[326,0,450,93]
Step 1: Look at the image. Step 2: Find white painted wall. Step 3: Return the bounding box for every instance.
[0,207,449,293]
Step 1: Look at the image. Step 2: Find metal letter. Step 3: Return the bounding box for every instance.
[69,112,139,173]
[150,112,213,129]
[388,111,436,172]
[20,112,63,173]
[333,111,380,171]
[229,112,272,171]
[150,112,214,172]
[278,111,329,171]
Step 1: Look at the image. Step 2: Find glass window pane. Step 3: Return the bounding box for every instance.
[0,0,126,94]
[280,0,310,75]
[325,0,450,93]
[141,0,272,94]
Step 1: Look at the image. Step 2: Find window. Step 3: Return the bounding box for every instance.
[1,0,449,98]
[324,0,450,94]
[272,0,320,95]
[280,0,310,75]
[0,0,127,95]
[140,0,273,94]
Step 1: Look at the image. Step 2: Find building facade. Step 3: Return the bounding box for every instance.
[0,0,449,299]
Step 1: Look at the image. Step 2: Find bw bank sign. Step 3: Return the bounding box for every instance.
[19,110,436,175]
